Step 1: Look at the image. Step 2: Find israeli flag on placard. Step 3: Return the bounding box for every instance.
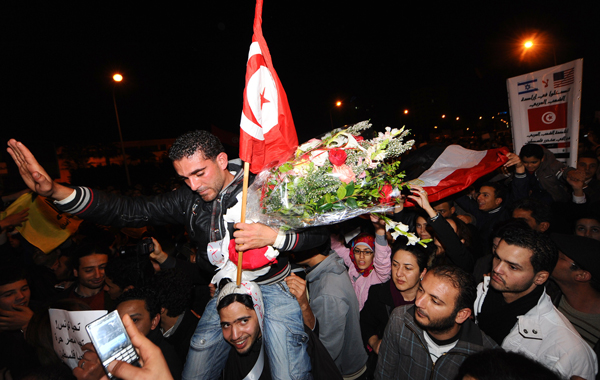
[517,79,538,95]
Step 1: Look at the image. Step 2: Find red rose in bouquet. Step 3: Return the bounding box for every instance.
[379,184,394,205]
[329,149,347,166]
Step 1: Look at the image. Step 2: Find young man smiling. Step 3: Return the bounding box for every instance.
[474,226,597,380]
[62,244,111,310]
[0,265,36,377]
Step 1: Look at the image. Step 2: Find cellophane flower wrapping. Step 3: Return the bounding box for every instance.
[246,121,416,230]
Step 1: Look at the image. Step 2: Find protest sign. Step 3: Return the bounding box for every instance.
[507,59,583,167]
[49,308,107,369]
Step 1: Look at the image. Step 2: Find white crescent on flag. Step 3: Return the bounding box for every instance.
[238,0,298,174]
[240,42,279,141]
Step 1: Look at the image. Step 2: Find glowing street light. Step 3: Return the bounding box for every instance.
[521,35,556,65]
[330,101,343,128]
[112,73,131,186]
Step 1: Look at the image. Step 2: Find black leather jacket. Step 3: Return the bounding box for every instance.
[57,159,328,279]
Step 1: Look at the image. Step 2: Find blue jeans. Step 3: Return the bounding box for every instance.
[182,281,311,380]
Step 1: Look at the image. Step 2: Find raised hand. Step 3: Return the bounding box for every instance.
[7,139,73,200]
[407,185,436,218]
[504,152,525,173]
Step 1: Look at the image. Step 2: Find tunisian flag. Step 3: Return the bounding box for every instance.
[239,0,298,174]
[405,145,509,203]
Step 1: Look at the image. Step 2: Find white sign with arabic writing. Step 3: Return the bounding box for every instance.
[49,308,107,369]
[507,59,583,167]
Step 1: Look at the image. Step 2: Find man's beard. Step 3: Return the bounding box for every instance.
[490,271,535,295]
[414,308,458,334]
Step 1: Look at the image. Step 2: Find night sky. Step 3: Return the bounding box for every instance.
[3,2,599,148]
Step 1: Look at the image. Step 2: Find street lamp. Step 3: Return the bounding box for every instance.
[521,37,557,66]
[112,73,131,186]
[330,101,343,128]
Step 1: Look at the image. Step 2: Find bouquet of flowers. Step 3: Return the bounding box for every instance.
[246,121,425,244]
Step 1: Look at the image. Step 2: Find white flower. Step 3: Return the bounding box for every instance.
[297,139,321,154]
[327,134,348,148]
[310,150,329,167]
[405,234,420,246]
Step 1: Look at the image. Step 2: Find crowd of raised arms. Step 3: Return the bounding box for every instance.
[1,132,599,380]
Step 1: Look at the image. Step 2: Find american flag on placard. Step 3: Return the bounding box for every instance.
[554,67,574,88]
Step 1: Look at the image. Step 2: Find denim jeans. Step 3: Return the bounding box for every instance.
[182,281,311,380]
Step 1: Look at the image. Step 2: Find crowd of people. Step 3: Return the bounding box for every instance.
[1,130,599,380]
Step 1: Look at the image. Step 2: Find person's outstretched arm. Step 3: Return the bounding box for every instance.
[7,139,74,201]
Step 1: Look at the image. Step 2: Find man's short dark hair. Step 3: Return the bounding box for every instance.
[0,264,27,287]
[578,151,599,162]
[168,130,225,161]
[391,239,432,272]
[115,287,160,318]
[428,265,476,313]
[150,269,192,317]
[500,226,558,274]
[455,349,562,380]
[519,144,544,160]
[432,199,455,209]
[217,293,254,312]
[512,198,553,225]
[73,243,110,270]
[479,182,507,202]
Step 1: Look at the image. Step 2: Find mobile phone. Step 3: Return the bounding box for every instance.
[86,310,140,378]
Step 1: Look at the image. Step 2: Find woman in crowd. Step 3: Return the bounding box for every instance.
[330,214,392,311]
[409,186,474,272]
[359,240,430,374]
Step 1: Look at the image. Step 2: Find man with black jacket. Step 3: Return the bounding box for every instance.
[7,131,328,380]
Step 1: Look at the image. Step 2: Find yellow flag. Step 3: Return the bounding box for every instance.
[1,193,82,253]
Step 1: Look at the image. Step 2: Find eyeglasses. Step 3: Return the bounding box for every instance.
[353,249,374,257]
[559,255,579,271]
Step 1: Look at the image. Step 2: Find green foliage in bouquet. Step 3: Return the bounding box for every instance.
[259,121,415,221]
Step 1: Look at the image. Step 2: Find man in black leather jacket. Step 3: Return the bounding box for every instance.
[7,130,327,380]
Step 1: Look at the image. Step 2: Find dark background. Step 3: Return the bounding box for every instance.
[3,2,599,146]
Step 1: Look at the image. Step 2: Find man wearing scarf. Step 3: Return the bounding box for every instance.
[474,226,597,380]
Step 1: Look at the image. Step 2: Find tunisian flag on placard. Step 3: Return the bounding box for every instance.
[527,103,568,132]
[405,145,509,203]
[239,0,298,174]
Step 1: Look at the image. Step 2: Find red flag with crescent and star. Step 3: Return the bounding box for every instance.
[239,0,298,174]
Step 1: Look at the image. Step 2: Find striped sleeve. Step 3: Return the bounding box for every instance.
[54,186,94,215]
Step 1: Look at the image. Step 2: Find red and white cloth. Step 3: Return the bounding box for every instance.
[239,0,298,174]
[408,145,509,202]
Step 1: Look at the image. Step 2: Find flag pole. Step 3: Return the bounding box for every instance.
[236,161,251,286]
